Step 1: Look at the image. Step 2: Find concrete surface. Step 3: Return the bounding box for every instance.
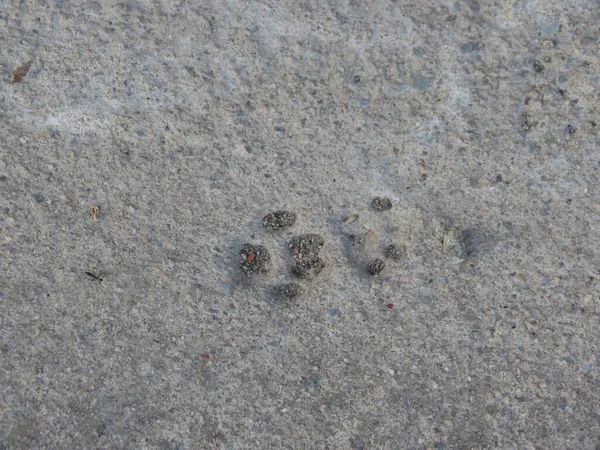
[1,0,599,448]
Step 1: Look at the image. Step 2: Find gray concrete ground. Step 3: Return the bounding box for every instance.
[1,1,599,448]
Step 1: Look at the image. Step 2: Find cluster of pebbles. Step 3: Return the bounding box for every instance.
[239,243,271,277]
[240,209,324,299]
[240,198,468,298]
[350,197,407,275]
[288,234,325,279]
[353,197,467,274]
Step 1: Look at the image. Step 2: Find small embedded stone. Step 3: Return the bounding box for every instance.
[277,283,303,299]
[292,256,325,279]
[371,197,392,211]
[442,228,467,264]
[262,210,297,231]
[239,243,271,277]
[343,214,359,225]
[367,258,385,275]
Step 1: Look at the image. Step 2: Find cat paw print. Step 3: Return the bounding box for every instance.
[343,197,410,276]
[238,209,327,299]
[239,200,474,299]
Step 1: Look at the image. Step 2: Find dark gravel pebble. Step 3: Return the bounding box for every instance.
[239,243,271,277]
[277,283,303,299]
[292,256,325,279]
[262,210,297,231]
[33,194,45,204]
[371,197,392,211]
[367,258,386,275]
[289,234,324,261]
[385,244,406,261]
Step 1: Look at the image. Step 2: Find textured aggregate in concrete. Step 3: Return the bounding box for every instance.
[262,210,297,231]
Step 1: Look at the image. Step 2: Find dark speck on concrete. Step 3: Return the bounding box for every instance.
[503,221,514,232]
[467,0,480,14]
[371,197,392,211]
[245,146,253,153]
[413,47,425,57]
[567,124,576,134]
[277,283,303,299]
[434,443,447,450]
[541,199,552,216]
[385,244,406,261]
[33,194,45,204]
[534,60,545,73]
[239,243,271,277]
[354,75,361,83]
[367,259,385,275]
[263,210,297,231]
[461,42,479,53]
[356,97,370,107]
[413,75,432,91]
[302,376,320,388]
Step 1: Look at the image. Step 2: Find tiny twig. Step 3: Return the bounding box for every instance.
[85,271,103,283]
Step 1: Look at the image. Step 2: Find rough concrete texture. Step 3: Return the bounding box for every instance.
[1,1,599,449]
